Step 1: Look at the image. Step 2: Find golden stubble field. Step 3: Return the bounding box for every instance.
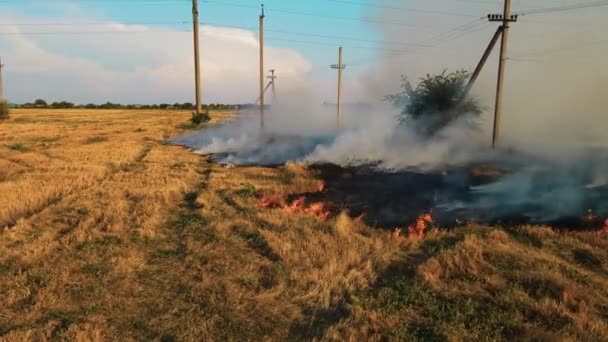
[1,109,608,341]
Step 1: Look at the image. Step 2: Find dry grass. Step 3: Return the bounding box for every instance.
[1,109,608,340]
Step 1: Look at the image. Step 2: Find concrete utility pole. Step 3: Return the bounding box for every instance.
[0,57,4,100]
[330,47,346,128]
[268,69,277,102]
[254,74,274,105]
[192,0,202,114]
[259,4,265,129]
[461,26,503,101]
[490,0,517,148]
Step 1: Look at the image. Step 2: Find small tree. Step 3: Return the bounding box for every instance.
[190,110,210,126]
[386,69,482,137]
[60,101,74,108]
[0,101,9,120]
[34,99,48,108]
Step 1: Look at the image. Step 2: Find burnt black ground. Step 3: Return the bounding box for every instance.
[296,163,607,230]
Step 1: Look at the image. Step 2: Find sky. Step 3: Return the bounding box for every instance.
[0,0,606,105]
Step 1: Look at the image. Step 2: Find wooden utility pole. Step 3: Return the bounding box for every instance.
[330,47,345,128]
[192,0,202,114]
[492,0,512,149]
[259,4,265,129]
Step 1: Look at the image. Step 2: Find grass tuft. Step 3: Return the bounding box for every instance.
[7,143,29,152]
[83,136,109,144]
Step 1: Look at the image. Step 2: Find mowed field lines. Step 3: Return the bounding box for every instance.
[1,109,608,341]
[0,109,219,233]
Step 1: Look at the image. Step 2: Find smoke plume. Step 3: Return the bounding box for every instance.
[174,1,607,225]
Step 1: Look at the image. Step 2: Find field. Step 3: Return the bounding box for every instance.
[1,109,608,341]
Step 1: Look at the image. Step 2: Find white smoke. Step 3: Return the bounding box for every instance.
[174,1,608,224]
[174,98,493,171]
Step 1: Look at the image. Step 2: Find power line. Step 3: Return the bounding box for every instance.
[0,0,189,2]
[200,21,428,47]
[510,38,608,59]
[384,18,487,57]
[0,21,189,26]
[518,1,608,15]
[0,28,452,54]
[0,30,191,35]
[201,1,434,29]
[348,18,488,65]
[325,0,480,18]
[264,37,408,53]
[0,18,431,47]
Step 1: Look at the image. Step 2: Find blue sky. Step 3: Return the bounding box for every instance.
[2,0,387,78]
[0,0,604,104]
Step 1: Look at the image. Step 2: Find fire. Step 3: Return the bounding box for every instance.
[306,202,333,220]
[355,212,366,222]
[393,227,402,238]
[258,193,286,208]
[285,196,306,213]
[259,193,332,221]
[408,212,434,239]
[307,202,325,215]
[584,209,597,223]
[317,210,332,221]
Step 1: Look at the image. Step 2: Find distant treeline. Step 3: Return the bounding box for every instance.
[18,99,239,110]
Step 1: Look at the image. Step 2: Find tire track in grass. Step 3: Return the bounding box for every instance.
[3,144,155,231]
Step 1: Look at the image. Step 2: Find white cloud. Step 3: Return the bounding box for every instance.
[1,15,312,104]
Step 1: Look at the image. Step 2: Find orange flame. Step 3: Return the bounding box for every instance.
[307,202,325,215]
[258,193,286,208]
[408,212,434,239]
[355,212,366,223]
[318,210,332,221]
[285,196,306,213]
[584,209,597,223]
[259,193,332,221]
[393,227,402,238]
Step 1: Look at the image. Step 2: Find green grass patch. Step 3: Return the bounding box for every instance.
[80,262,112,277]
[83,136,109,144]
[32,136,63,144]
[236,183,258,198]
[170,162,186,169]
[75,236,123,252]
[7,143,30,152]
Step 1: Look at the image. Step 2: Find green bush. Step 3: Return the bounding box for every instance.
[386,69,482,137]
[0,100,9,120]
[191,110,210,126]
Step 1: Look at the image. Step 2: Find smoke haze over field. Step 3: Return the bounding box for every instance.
[367,0,608,153]
[175,4,608,166]
[5,0,603,224]
[174,1,607,225]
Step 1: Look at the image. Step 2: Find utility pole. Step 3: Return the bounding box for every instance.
[461,26,503,101]
[0,57,4,100]
[490,0,517,148]
[255,82,272,104]
[192,0,202,114]
[268,69,277,102]
[259,4,265,129]
[330,47,345,128]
